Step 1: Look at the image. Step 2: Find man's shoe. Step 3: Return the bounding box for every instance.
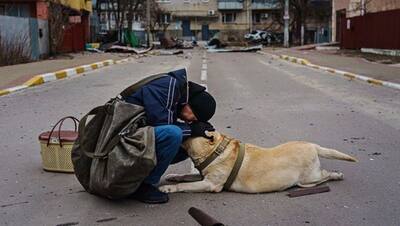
[131,183,169,204]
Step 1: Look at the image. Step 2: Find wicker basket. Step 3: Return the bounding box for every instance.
[39,117,79,173]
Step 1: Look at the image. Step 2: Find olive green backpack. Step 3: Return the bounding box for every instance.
[71,73,166,199]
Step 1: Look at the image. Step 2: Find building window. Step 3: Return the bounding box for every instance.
[133,13,141,22]
[0,4,5,15]
[156,0,171,3]
[100,12,107,22]
[100,3,107,10]
[222,12,236,23]
[1,3,30,17]
[252,12,268,24]
[159,14,171,24]
[253,13,261,23]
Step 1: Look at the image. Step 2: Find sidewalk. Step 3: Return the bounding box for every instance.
[263,48,400,84]
[0,52,127,90]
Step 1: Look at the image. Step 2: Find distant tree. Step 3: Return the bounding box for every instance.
[274,0,331,45]
[47,0,70,55]
[96,0,168,42]
[137,0,170,42]
[275,0,310,45]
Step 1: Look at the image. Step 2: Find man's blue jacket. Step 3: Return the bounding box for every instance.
[124,68,192,138]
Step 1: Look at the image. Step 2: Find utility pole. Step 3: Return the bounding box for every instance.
[361,0,365,16]
[248,0,252,32]
[284,0,289,48]
[146,0,151,46]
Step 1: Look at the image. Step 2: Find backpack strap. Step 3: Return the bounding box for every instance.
[118,73,168,99]
[78,106,105,159]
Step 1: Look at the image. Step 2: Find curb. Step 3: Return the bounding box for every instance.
[258,51,400,91]
[0,57,134,97]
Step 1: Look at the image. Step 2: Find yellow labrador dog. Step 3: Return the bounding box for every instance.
[159,131,357,194]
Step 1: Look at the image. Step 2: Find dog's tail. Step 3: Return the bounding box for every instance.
[315,145,358,162]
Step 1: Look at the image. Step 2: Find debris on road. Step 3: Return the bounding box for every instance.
[188,207,224,226]
[207,45,262,53]
[160,36,177,49]
[160,36,195,49]
[55,222,79,226]
[85,43,103,53]
[207,38,225,49]
[85,48,103,53]
[159,50,184,55]
[287,185,330,198]
[105,45,153,54]
[96,217,117,223]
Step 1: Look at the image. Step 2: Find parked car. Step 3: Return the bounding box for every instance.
[244,30,268,42]
[244,30,283,45]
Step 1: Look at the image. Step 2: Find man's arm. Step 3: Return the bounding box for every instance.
[175,121,191,139]
[139,76,179,126]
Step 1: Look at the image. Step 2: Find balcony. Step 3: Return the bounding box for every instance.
[218,0,243,10]
[251,0,280,10]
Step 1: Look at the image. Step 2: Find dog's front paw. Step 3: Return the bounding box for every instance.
[159,185,178,193]
[164,174,183,182]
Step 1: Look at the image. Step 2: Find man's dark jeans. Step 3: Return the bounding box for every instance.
[143,125,188,185]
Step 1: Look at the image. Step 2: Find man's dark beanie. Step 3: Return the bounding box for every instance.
[188,82,216,122]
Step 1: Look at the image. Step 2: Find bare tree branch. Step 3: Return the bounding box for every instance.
[47,0,70,55]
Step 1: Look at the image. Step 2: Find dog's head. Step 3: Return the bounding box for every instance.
[182,131,224,163]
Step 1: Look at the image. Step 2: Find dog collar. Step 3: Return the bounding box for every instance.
[196,136,232,171]
[194,135,246,191]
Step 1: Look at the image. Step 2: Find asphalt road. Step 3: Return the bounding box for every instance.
[1,49,399,226]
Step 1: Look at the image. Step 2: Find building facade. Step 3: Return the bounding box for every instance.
[0,0,91,58]
[0,0,49,59]
[159,0,281,41]
[332,0,400,49]
[94,0,332,44]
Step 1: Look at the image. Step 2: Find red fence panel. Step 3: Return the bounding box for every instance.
[60,14,89,53]
[341,9,400,49]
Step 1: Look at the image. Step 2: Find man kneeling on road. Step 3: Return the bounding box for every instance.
[124,68,216,204]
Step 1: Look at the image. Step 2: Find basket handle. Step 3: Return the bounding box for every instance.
[46,116,80,147]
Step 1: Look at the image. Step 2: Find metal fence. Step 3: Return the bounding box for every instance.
[341,9,400,49]
[0,15,49,60]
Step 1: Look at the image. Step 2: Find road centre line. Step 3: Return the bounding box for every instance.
[201,70,207,81]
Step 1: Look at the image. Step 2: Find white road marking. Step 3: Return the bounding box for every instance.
[201,70,207,81]
[200,51,208,90]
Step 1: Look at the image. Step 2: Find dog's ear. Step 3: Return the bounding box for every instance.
[205,130,214,138]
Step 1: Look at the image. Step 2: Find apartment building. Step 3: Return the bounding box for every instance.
[159,0,281,41]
